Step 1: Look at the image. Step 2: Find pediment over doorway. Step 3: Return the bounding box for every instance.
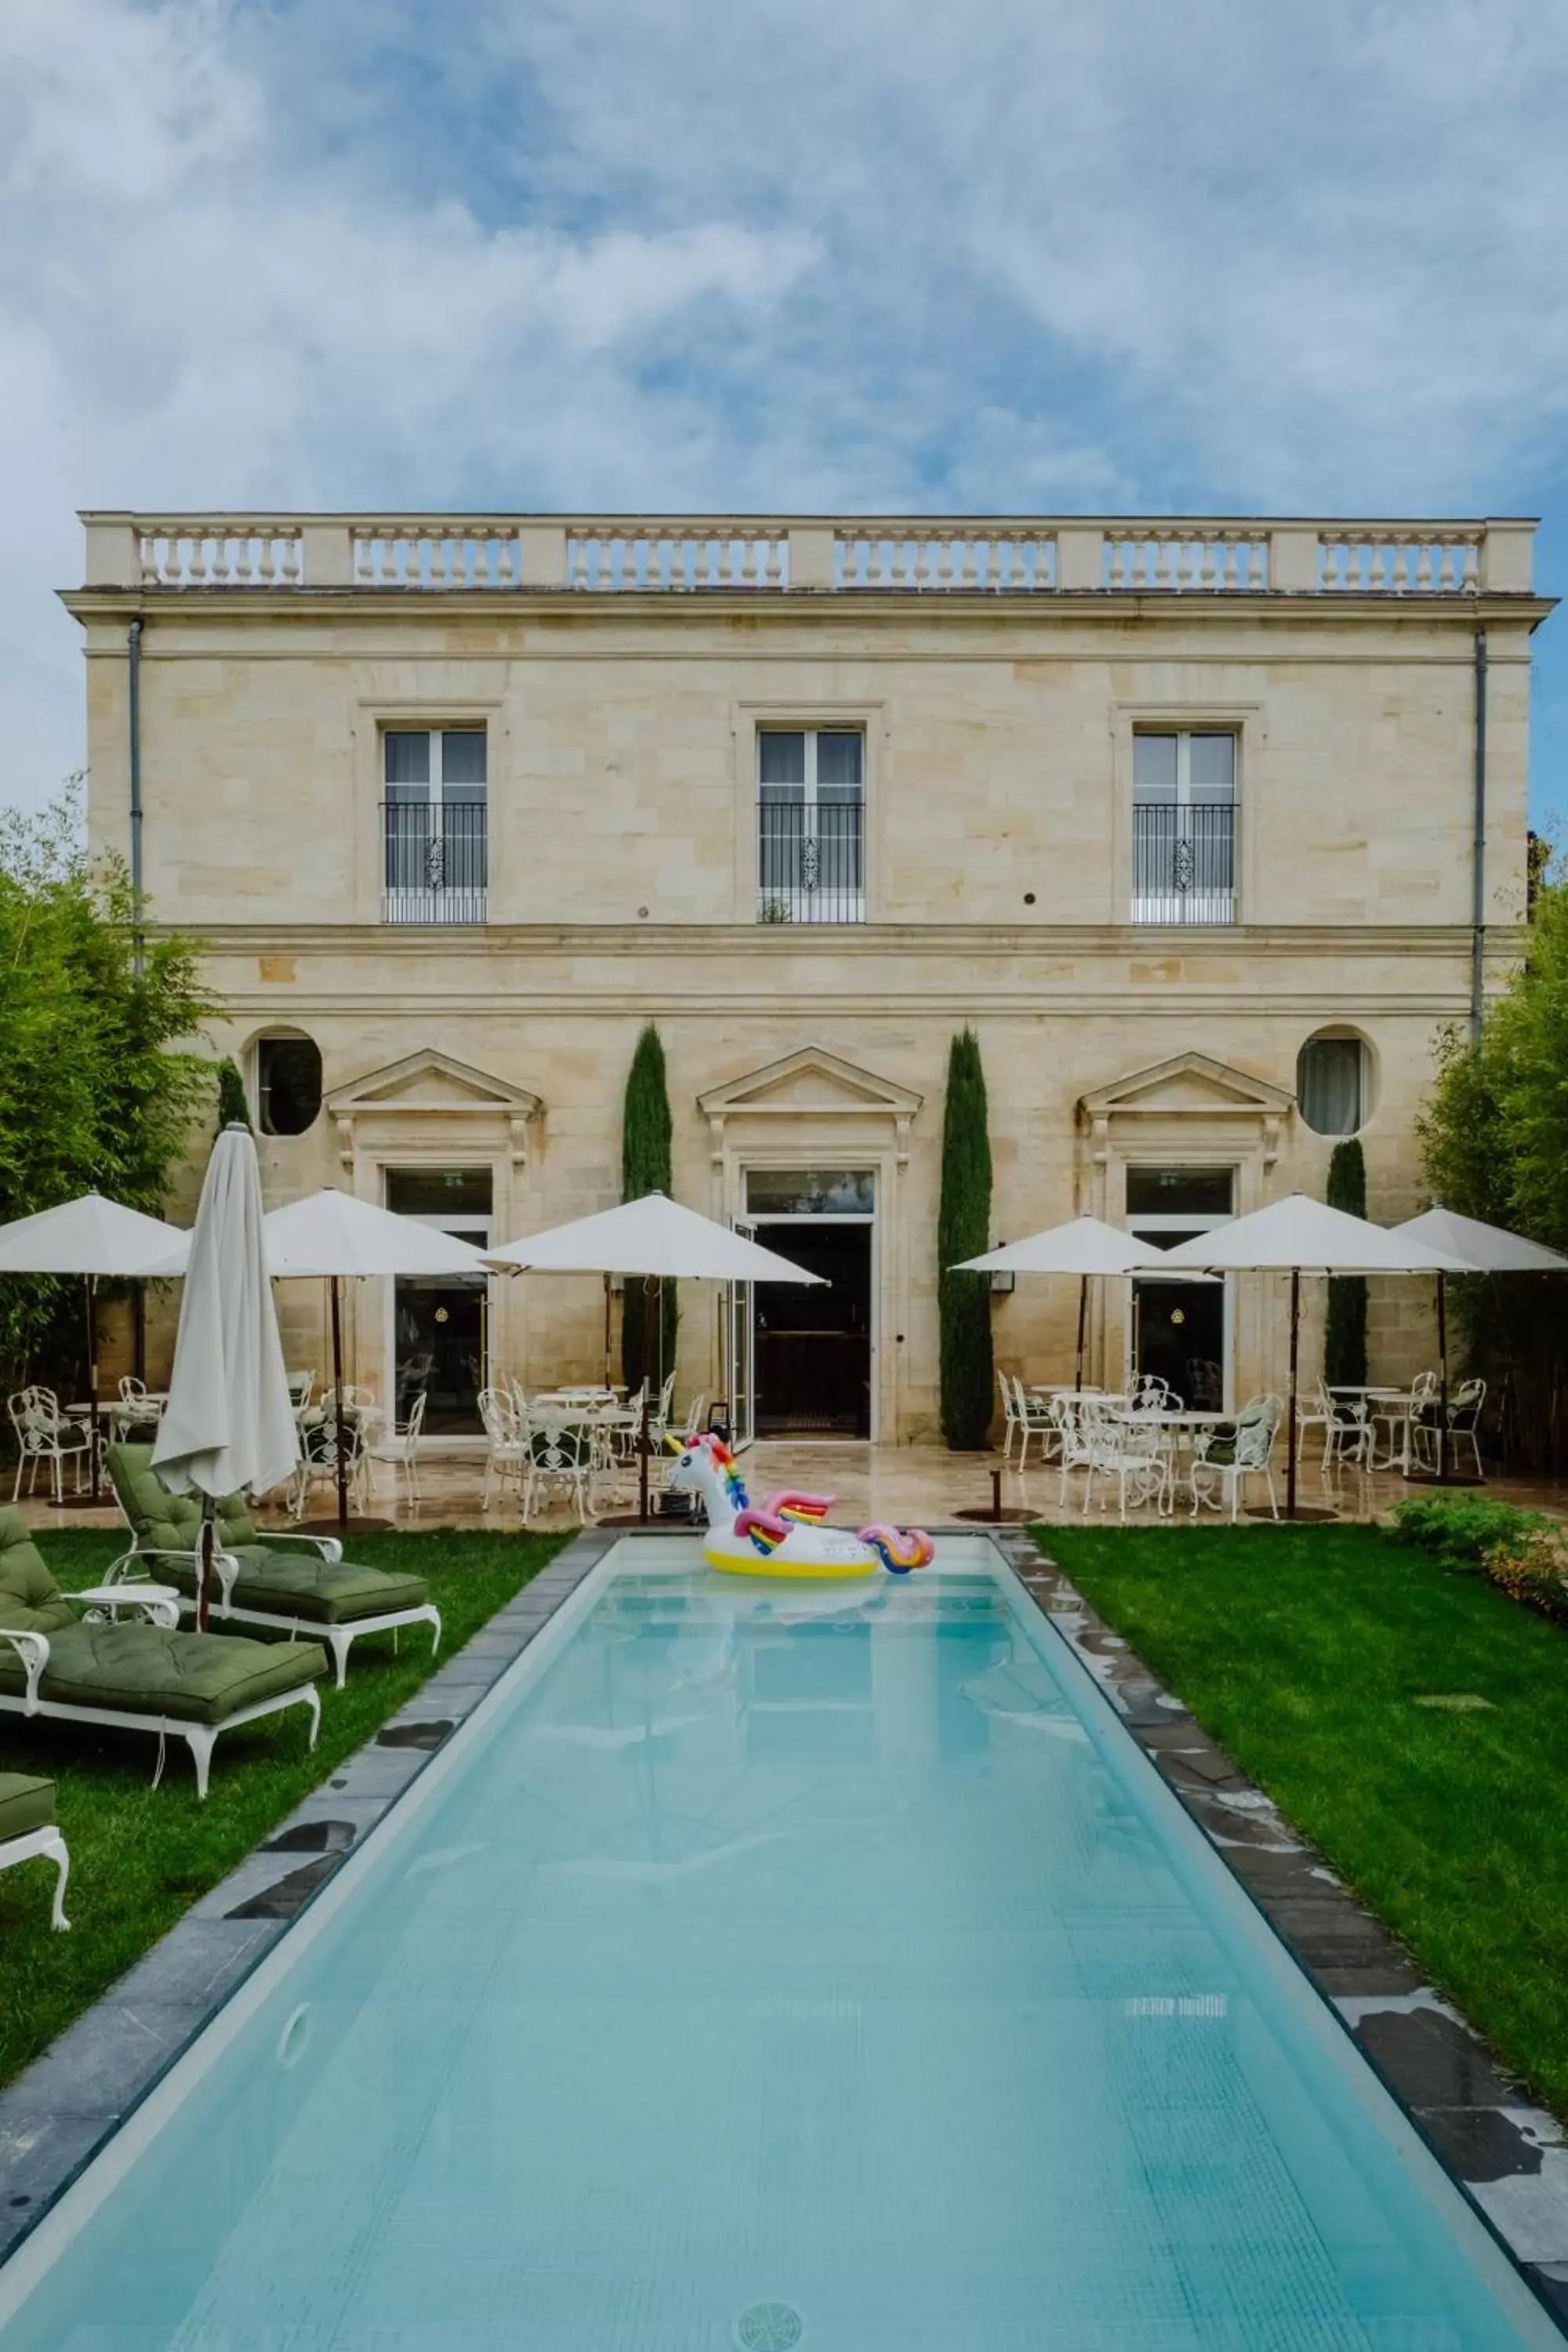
[1079,1050,1293,1174]
[325,1049,542,1169]
[697,1046,924,1164]
[1080,1051,1294,1123]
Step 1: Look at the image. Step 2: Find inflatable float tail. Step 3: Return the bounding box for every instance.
[856,1523,935,1576]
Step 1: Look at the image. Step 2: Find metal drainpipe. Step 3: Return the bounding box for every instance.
[128,616,147,1381]
[128,618,143,965]
[1471,626,1488,1040]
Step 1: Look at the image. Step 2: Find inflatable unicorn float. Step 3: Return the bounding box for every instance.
[666,1431,935,1580]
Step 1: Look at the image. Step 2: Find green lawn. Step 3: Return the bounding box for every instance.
[0,1524,571,2089]
[1036,1520,1568,2116]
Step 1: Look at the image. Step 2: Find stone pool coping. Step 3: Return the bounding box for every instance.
[0,1525,618,2269]
[2,1518,1565,2335]
[997,1525,1568,2336]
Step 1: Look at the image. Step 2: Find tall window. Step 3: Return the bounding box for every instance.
[758,728,865,924]
[383,728,488,924]
[1132,730,1236,924]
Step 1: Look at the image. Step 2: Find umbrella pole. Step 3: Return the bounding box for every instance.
[1287,1268,1301,1520]
[331,1275,349,1531]
[603,1272,612,1390]
[1436,1271,1450,1484]
[85,1274,100,1502]
[197,1496,214,1634]
[1074,1274,1087,1393]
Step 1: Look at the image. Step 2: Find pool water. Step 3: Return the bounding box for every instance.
[2,1537,1558,2350]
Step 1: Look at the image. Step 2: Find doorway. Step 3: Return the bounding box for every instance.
[384,1168,492,1434]
[746,1169,875,1439]
[1126,1165,1233,1410]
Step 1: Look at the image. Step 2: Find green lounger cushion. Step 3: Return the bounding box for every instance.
[0,1506,326,1724]
[105,1446,269,1553]
[0,1773,55,1842]
[0,1620,327,1725]
[157,1549,430,1625]
[105,1447,430,1623]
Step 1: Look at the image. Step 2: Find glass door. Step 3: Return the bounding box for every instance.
[727,1217,757,1451]
[1126,1166,1233,1410]
[384,1168,493,1434]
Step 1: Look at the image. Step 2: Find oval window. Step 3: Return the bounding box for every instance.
[1297,1033,1366,1137]
[256,1036,323,1136]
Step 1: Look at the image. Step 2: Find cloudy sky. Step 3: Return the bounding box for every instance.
[3,0,1566,818]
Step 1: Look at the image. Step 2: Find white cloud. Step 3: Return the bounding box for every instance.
[2,0,1566,809]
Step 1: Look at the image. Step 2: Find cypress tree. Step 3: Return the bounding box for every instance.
[937,1028,994,1448]
[620,1022,677,1392]
[216,1058,252,1134]
[1324,1138,1368,1387]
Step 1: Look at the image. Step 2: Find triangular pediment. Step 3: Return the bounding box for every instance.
[1080,1051,1294,1121]
[326,1049,542,1120]
[698,1045,923,1120]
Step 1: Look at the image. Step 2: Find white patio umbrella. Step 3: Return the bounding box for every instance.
[152,1129,297,1624]
[0,1192,191,1500]
[488,1192,829,1283]
[1163,1194,1465,1519]
[262,1189,494,1530]
[488,1192,824,1521]
[1391,1207,1568,1484]
[955,1216,1170,1393]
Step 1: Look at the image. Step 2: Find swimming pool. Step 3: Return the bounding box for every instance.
[0,1535,1558,2349]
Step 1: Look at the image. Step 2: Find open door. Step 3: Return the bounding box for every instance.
[726,1217,757,1451]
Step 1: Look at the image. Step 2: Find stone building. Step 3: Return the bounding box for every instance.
[67,513,1549,1443]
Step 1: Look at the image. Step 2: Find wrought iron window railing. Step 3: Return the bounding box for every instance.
[757,798,865,923]
[382,801,488,924]
[1132,804,1236,924]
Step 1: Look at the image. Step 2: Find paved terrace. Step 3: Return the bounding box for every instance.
[15,1439,1568,1537]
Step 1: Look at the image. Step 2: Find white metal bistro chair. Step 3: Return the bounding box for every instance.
[7,1388,93,1503]
[1080,1406,1167,1521]
[361,1389,424,1506]
[1412,1376,1487,1479]
[1319,1385,1373,1475]
[1190,1396,1282,1522]
[1011,1377,1060,1470]
[480,1386,526,1508]
[521,1413,595,1525]
[998,1370,1025,1464]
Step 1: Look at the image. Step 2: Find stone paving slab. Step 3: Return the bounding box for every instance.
[997,1526,1568,2336]
[0,1525,610,2270]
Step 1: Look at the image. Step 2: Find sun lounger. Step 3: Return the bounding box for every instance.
[0,1508,325,1798]
[0,1771,70,1929]
[104,1446,441,1688]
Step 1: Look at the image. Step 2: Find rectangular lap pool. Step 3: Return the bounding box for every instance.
[1,1537,1558,2349]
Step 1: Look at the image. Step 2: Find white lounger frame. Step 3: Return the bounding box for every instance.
[0,1821,71,1929]
[0,1624,322,1801]
[107,1532,441,1690]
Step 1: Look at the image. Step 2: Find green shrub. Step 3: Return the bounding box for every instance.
[1389,1491,1552,1573]
[1485,1526,1568,1627]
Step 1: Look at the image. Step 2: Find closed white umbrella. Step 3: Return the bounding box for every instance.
[262,1189,492,1530]
[1391,1208,1568,1484]
[955,1215,1170,1394]
[488,1192,822,1522]
[1163,1194,1466,1517]
[153,1129,297,1624]
[0,1192,191,1500]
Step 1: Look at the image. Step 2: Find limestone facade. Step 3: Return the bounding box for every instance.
[65,515,1552,1440]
